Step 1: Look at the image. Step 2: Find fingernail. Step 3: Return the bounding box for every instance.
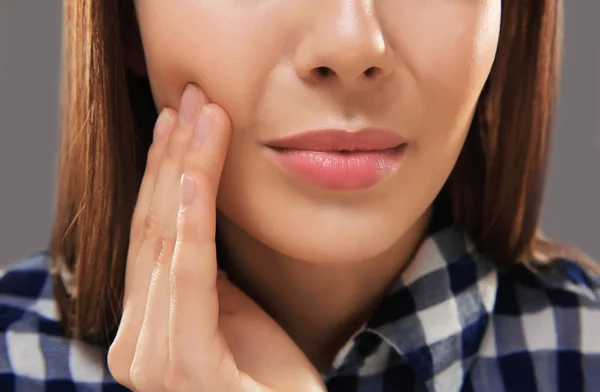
[180,174,196,207]
[179,84,199,125]
[191,105,213,148]
[154,108,172,139]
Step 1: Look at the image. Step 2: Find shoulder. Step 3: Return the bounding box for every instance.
[0,251,60,334]
[494,257,599,319]
[472,257,600,391]
[0,251,126,391]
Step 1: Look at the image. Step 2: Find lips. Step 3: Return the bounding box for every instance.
[264,129,406,152]
[264,129,407,190]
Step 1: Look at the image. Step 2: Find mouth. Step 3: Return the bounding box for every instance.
[264,128,406,152]
[264,129,408,190]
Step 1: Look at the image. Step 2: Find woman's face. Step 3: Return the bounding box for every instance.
[133,0,501,263]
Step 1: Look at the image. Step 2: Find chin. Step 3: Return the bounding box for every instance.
[219,201,421,265]
[216,151,437,265]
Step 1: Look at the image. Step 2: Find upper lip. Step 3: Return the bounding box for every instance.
[264,129,406,152]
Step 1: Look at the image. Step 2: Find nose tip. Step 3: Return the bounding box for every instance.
[294,20,394,87]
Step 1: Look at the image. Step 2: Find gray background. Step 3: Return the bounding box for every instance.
[0,2,598,267]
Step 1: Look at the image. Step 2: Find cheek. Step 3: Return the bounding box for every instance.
[376,1,501,215]
[398,0,501,123]
[390,0,501,167]
[133,1,298,130]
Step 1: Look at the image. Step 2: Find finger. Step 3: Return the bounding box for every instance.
[129,85,209,389]
[127,107,176,268]
[182,103,232,191]
[169,176,272,392]
[107,106,175,386]
[167,178,236,387]
[170,102,232,352]
[109,85,208,389]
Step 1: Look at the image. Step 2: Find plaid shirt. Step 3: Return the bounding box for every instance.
[0,226,598,391]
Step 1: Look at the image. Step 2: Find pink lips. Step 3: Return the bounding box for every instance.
[264,129,407,190]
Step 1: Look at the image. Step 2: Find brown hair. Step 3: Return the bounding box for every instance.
[49,0,597,346]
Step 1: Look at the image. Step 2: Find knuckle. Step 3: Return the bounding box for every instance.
[170,247,218,300]
[146,143,163,169]
[170,255,197,290]
[165,131,187,160]
[143,210,162,239]
[177,174,213,243]
[163,372,187,392]
[170,249,193,283]
[176,210,198,244]
[193,169,216,199]
[156,235,177,264]
[164,362,195,392]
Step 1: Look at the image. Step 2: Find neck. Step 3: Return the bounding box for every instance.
[216,208,431,371]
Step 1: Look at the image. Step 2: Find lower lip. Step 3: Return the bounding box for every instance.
[266,145,406,190]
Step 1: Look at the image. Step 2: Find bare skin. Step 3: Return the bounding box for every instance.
[107,85,326,391]
[111,0,503,389]
[126,0,501,371]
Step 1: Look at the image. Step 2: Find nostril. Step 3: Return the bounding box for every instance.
[309,66,381,81]
[364,67,379,78]
[315,66,334,78]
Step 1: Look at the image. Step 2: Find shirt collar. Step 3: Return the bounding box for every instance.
[326,226,499,392]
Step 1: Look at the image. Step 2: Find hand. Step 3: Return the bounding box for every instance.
[107,84,326,392]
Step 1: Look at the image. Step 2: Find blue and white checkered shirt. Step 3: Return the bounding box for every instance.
[0,226,599,391]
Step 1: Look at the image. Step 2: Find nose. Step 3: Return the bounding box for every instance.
[294,1,394,88]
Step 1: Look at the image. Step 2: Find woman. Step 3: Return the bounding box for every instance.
[0,0,598,391]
